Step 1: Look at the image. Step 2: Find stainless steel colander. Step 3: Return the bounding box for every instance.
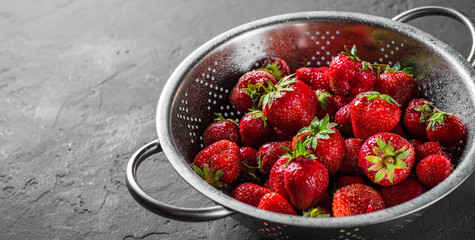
[126,6,475,239]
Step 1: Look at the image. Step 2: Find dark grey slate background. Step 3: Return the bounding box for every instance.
[1,0,474,239]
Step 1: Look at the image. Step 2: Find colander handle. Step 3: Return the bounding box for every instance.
[126,140,235,221]
[392,6,475,67]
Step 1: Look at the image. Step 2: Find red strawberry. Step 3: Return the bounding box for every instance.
[291,115,346,176]
[261,76,318,136]
[412,141,452,164]
[328,46,377,97]
[334,101,353,136]
[403,98,435,141]
[350,91,401,140]
[272,127,294,141]
[231,182,272,207]
[295,67,331,92]
[252,57,290,81]
[416,154,453,188]
[374,62,417,108]
[239,110,274,148]
[339,138,365,176]
[390,124,406,138]
[358,133,415,186]
[378,178,425,208]
[426,111,465,148]
[240,147,258,167]
[314,90,353,119]
[257,192,297,215]
[192,140,242,187]
[333,176,365,191]
[229,70,278,113]
[257,141,291,174]
[203,113,240,146]
[268,142,329,210]
[332,183,385,217]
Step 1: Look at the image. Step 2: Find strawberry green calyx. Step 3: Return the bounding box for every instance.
[282,140,316,166]
[249,109,268,127]
[260,74,297,109]
[365,139,410,184]
[298,114,337,149]
[365,91,400,106]
[258,60,284,81]
[303,207,330,218]
[243,82,265,110]
[342,45,372,71]
[192,164,226,188]
[315,90,332,109]
[414,100,436,122]
[213,112,238,125]
[385,62,413,76]
[427,111,453,130]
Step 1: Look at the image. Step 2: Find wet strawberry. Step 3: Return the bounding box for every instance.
[238,147,263,184]
[359,133,415,186]
[378,178,425,208]
[203,113,240,146]
[403,98,435,141]
[239,110,274,148]
[374,62,417,109]
[193,140,242,187]
[328,45,377,97]
[416,154,453,188]
[350,91,401,140]
[412,141,452,164]
[229,70,278,113]
[261,75,318,136]
[332,183,385,217]
[426,111,465,148]
[240,147,258,167]
[257,141,292,174]
[268,142,329,210]
[292,115,345,176]
[296,67,331,92]
[314,90,352,119]
[334,101,353,136]
[252,57,290,81]
[257,192,297,215]
[231,182,272,207]
[339,138,365,176]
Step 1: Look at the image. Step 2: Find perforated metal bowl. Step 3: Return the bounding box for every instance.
[126,6,475,239]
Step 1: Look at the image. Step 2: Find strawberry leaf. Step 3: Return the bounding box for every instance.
[395,159,408,169]
[257,60,284,81]
[368,162,383,172]
[365,156,382,164]
[374,168,387,183]
[395,149,411,161]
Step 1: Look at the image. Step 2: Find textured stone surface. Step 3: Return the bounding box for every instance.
[0,0,474,239]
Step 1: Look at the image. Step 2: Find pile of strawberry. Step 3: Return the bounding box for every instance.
[191,46,466,217]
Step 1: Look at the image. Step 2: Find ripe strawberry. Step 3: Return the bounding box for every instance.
[416,154,453,188]
[332,183,385,217]
[239,110,274,148]
[192,140,242,187]
[292,115,346,176]
[261,75,318,136]
[411,141,451,164]
[378,178,425,208]
[257,141,291,174]
[295,67,331,92]
[231,182,272,207]
[334,101,353,136]
[268,142,329,210]
[403,98,435,141]
[229,70,278,113]
[240,147,258,167]
[374,62,417,108]
[390,124,406,138]
[333,176,365,191]
[272,127,293,141]
[358,133,415,186]
[328,45,377,97]
[257,192,297,215]
[426,111,465,148]
[203,113,240,146]
[252,57,290,81]
[314,90,353,119]
[350,91,401,140]
[339,138,365,176]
